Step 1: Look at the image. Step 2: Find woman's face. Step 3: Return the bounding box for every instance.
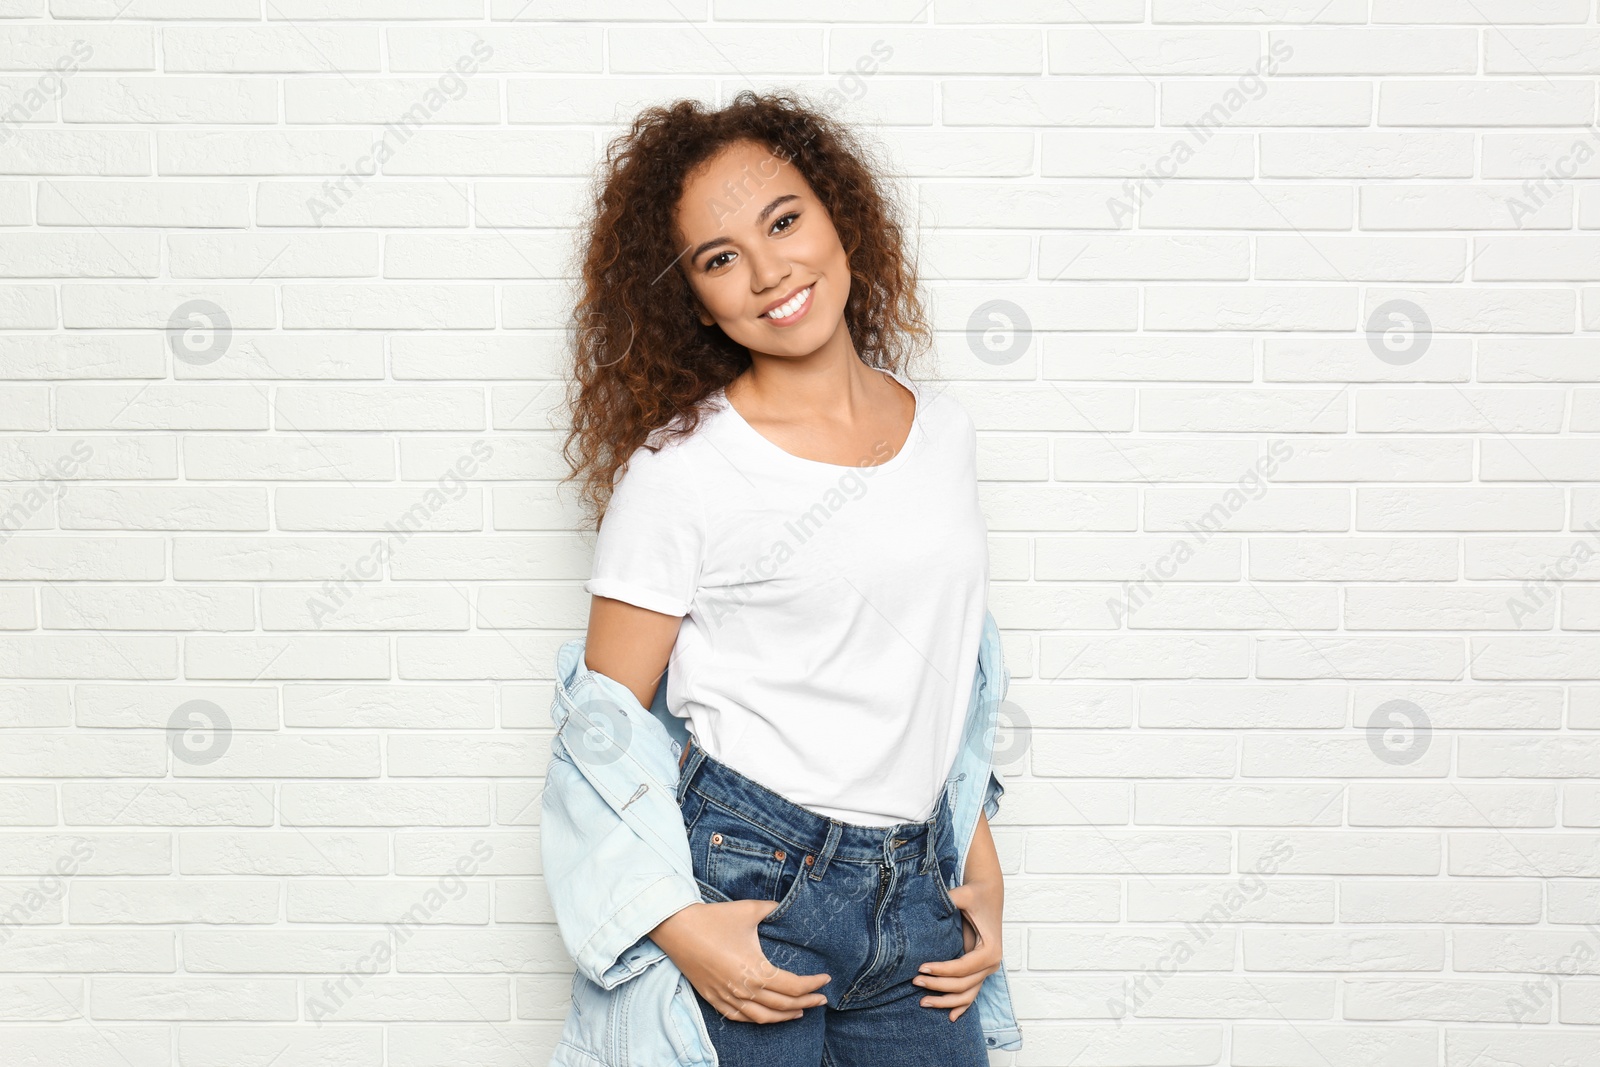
[672,138,853,360]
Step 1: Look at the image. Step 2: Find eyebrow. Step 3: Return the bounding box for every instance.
[686,193,801,266]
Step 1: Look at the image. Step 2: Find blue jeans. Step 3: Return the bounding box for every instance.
[674,737,988,1067]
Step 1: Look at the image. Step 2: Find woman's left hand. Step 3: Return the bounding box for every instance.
[911,873,1003,1022]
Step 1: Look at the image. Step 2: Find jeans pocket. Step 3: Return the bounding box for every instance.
[695,876,732,904]
[928,863,959,920]
[694,856,806,928]
[760,856,807,926]
[926,817,962,921]
[706,828,786,902]
[692,805,807,925]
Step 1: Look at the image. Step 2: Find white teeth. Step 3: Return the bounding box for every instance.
[764,286,811,319]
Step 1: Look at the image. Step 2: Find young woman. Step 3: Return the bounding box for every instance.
[560,91,1006,1066]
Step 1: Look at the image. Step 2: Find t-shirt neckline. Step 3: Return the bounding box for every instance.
[715,368,922,475]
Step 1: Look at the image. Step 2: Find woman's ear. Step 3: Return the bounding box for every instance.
[689,296,715,328]
[678,270,716,328]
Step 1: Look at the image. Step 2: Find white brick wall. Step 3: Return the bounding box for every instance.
[3,2,1600,1065]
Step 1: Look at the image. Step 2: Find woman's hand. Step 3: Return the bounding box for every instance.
[649,899,831,1024]
[913,810,1004,1023]
[912,874,1004,1022]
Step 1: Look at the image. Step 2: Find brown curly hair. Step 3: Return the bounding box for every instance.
[559,89,933,529]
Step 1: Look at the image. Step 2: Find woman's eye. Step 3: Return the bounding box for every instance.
[701,213,797,271]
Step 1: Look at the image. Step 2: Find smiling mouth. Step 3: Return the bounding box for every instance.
[761,284,813,324]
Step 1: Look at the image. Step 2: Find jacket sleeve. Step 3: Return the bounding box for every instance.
[539,653,703,992]
[983,627,1011,823]
[982,767,1006,823]
[540,739,701,989]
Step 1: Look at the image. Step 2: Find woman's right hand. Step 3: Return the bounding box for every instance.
[648,899,830,1023]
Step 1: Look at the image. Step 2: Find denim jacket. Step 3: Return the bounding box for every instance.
[540,609,1024,1066]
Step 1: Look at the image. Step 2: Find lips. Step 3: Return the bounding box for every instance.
[761,284,813,322]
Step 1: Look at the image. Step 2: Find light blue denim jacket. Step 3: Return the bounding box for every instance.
[540,609,1024,1066]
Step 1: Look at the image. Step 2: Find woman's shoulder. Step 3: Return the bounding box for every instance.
[900,371,975,439]
[622,400,733,484]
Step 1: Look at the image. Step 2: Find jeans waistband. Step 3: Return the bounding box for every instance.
[674,736,949,878]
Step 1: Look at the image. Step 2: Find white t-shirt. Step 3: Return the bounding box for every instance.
[583,368,989,826]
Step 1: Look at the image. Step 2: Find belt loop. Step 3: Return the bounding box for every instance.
[810,820,843,880]
[674,737,702,804]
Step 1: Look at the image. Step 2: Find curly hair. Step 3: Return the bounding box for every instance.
[559,89,933,530]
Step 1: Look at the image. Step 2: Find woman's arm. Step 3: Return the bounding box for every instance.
[964,809,1003,894]
[583,594,832,1024]
[583,594,680,709]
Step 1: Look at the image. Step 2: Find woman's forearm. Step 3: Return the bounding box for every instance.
[964,809,1003,892]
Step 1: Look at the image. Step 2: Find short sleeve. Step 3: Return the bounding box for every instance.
[583,444,705,617]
